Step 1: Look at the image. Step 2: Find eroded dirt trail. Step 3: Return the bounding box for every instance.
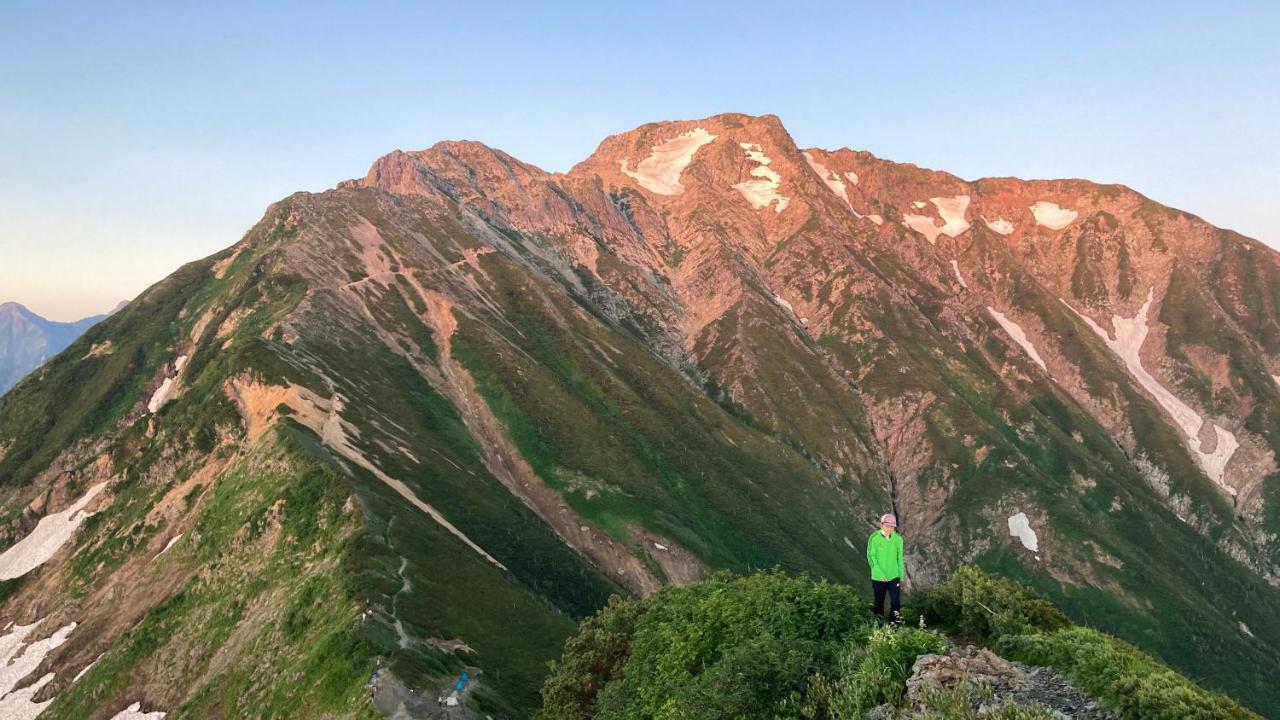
[227,377,508,571]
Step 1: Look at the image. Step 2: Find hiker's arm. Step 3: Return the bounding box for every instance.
[866,538,877,578]
[897,538,905,581]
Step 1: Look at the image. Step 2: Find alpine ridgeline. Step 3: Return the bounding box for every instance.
[2,113,1279,718]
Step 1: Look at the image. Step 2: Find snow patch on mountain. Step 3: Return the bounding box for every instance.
[1007,512,1039,552]
[933,196,971,234]
[156,533,183,558]
[986,308,1048,372]
[1030,201,1078,230]
[903,196,971,244]
[1064,289,1238,491]
[951,260,969,289]
[772,294,795,314]
[0,482,107,580]
[72,654,102,683]
[108,702,167,719]
[733,143,789,212]
[0,619,77,719]
[147,377,177,413]
[802,152,880,223]
[802,152,849,204]
[1201,426,1239,490]
[147,355,189,413]
[983,216,1014,235]
[619,127,717,195]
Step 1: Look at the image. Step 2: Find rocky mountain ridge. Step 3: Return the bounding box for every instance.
[1,113,1278,717]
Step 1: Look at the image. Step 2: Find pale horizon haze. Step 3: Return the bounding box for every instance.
[2,1,1277,320]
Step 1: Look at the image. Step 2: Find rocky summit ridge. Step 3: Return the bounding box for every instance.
[1,113,1279,718]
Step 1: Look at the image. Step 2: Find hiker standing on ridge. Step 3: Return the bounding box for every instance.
[867,513,904,626]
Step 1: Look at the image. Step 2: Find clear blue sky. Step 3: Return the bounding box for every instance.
[2,1,1277,320]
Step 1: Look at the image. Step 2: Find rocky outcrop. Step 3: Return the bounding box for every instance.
[871,646,1118,719]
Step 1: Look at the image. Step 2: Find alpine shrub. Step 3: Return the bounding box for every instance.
[914,565,1069,639]
[538,570,872,720]
[998,627,1254,720]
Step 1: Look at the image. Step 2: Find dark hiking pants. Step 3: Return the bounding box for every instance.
[872,578,901,619]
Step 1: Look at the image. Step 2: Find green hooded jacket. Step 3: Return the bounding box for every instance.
[866,530,904,582]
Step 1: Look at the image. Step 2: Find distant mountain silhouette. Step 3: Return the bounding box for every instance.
[0,301,120,394]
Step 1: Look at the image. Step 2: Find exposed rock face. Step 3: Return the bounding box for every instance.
[872,646,1118,719]
[3,112,1280,716]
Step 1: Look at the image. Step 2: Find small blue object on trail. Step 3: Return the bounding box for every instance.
[461,672,469,681]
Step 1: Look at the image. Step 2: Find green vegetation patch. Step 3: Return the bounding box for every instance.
[538,570,877,720]
[541,568,1259,720]
[48,432,375,720]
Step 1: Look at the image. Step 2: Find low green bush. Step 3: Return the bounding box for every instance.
[540,567,1258,720]
[998,627,1254,720]
[795,626,948,718]
[914,565,1070,639]
[538,570,872,720]
[537,595,645,720]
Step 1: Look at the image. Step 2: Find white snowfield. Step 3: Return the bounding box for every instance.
[1065,289,1239,491]
[147,355,189,414]
[951,260,969,289]
[802,152,849,204]
[986,308,1048,372]
[108,702,166,720]
[0,482,107,581]
[903,196,971,244]
[802,152,879,224]
[1030,201,1078,230]
[618,127,717,195]
[982,216,1014,235]
[0,619,77,720]
[732,142,790,212]
[1007,512,1039,552]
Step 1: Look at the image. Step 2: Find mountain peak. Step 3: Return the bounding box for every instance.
[348,137,551,201]
[4,111,1280,717]
[0,302,41,326]
[569,113,803,204]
